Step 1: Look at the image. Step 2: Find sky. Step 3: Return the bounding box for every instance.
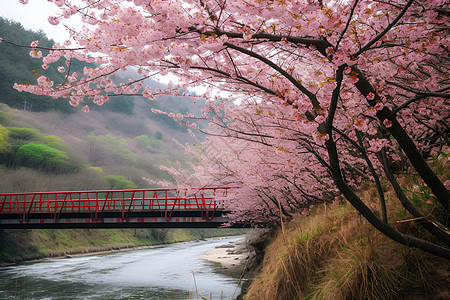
[0,1,74,43]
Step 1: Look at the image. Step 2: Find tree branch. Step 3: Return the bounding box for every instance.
[394,85,450,114]
[325,133,450,258]
[197,29,333,56]
[335,0,359,51]
[352,0,415,57]
[376,149,450,246]
[386,81,450,99]
[224,42,321,108]
[353,66,449,209]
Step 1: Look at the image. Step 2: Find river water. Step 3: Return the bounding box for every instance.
[0,237,244,300]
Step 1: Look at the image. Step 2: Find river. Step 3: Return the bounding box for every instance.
[0,237,244,299]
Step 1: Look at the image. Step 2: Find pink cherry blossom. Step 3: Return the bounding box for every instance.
[48,16,61,25]
[29,50,43,58]
[6,0,450,256]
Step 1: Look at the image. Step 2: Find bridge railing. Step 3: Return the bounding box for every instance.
[0,187,234,216]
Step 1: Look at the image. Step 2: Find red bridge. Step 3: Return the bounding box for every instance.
[0,187,239,229]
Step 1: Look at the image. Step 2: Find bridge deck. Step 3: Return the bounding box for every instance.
[0,187,237,228]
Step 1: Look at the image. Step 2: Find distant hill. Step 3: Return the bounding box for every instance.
[0,17,206,192]
[0,17,80,112]
[0,17,204,120]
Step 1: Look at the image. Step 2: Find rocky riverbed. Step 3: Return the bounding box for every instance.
[200,236,258,278]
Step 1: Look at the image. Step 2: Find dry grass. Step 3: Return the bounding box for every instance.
[245,197,449,300]
[245,150,450,299]
[246,203,352,299]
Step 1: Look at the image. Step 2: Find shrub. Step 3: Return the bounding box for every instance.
[155,131,163,140]
[106,175,137,189]
[0,125,11,158]
[7,127,41,142]
[134,134,165,150]
[14,142,74,173]
[42,135,71,151]
[88,166,103,173]
[148,136,164,149]
[134,135,151,149]
[0,108,12,125]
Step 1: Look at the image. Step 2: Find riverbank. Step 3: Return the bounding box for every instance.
[200,236,255,278]
[22,235,252,268]
[0,243,162,267]
[0,228,249,265]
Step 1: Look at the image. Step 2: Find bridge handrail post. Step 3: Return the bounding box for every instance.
[101,192,109,213]
[95,191,99,220]
[38,193,44,213]
[77,193,81,212]
[126,191,135,217]
[84,192,89,213]
[20,194,26,218]
[25,194,36,217]
[0,195,6,213]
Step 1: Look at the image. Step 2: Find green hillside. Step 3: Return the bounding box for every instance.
[0,18,242,264]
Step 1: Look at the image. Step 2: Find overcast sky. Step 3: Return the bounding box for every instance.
[0,1,73,43]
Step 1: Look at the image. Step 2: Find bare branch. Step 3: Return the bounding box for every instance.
[335,0,359,51]
[352,0,415,57]
[224,42,321,108]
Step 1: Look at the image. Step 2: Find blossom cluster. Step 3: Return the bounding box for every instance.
[13,0,449,226]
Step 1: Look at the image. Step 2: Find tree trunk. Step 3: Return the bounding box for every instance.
[353,69,449,210]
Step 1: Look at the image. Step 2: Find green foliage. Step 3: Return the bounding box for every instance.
[14,142,75,173]
[41,135,71,151]
[155,131,163,140]
[88,166,103,173]
[134,134,165,150]
[134,134,151,148]
[430,150,448,178]
[401,151,449,210]
[0,18,77,113]
[148,136,165,149]
[0,126,80,170]
[0,105,12,124]
[106,175,137,189]
[0,125,11,157]
[6,127,41,142]
[0,230,45,262]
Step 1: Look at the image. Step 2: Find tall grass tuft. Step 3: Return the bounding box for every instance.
[245,197,448,300]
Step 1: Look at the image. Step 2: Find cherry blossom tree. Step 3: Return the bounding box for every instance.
[2,0,449,257]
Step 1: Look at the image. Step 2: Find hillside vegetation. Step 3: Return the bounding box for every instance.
[0,100,193,191]
[0,17,206,192]
[0,18,247,264]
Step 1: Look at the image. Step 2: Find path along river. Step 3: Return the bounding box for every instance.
[0,237,245,299]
